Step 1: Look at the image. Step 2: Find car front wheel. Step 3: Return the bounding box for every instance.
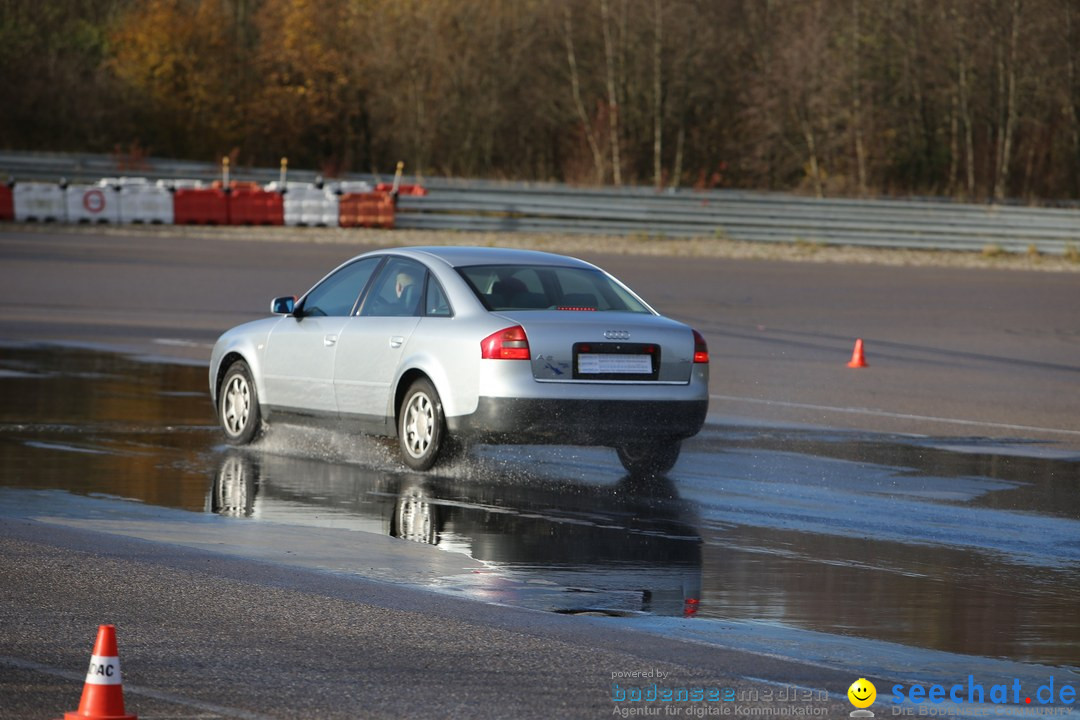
[398,378,446,471]
[219,360,262,445]
[616,440,681,477]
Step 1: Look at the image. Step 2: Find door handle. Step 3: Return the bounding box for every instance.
[324,334,337,347]
[389,336,404,349]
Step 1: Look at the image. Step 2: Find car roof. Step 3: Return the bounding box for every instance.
[371,246,598,270]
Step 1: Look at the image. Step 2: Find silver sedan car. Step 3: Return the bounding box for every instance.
[209,247,708,475]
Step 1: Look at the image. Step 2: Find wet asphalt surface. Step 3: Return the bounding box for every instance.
[1,227,1078,718]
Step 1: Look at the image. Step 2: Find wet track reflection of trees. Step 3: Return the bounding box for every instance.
[1,345,1077,669]
[0,345,215,510]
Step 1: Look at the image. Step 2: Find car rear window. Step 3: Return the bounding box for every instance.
[457,265,652,313]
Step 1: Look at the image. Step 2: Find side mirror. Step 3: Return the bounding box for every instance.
[271,295,296,315]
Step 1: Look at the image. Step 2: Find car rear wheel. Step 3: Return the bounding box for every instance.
[219,360,262,445]
[616,440,681,477]
[398,378,446,471]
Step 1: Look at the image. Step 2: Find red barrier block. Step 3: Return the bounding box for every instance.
[173,188,229,224]
[375,182,427,197]
[229,188,283,226]
[339,191,395,229]
[0,185,13,221]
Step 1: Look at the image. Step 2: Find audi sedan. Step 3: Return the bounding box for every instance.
[209,246,709,475]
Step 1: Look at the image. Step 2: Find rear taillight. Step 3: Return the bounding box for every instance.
[481,325,531,360]
[692,329,709,364]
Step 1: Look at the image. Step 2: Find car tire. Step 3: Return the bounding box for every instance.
[616,440,681,477]
[219,360,262,445]
[398,378,446,471]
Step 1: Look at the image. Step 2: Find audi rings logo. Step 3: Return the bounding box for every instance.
[603,330,631,340]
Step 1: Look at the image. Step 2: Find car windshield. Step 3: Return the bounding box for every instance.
[457,264,652,313]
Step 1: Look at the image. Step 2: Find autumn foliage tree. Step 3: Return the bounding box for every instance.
[248,0,370,173]
[107,0,244,158]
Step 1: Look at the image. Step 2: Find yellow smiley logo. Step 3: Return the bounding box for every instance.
[848,678,877,709]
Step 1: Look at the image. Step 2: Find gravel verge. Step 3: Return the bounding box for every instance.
[5,221,1080,272]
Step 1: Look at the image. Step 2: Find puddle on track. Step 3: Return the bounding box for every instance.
[1,344,1077,669]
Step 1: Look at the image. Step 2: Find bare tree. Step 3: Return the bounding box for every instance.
[652,0,663,189]
[850,0,868,195]
[993,0,1022,201]
[951,1,978,197]
[1067,0,1080,195]
[600,0,623,184]
[564,4,606,183]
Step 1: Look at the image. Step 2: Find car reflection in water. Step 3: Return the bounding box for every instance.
[209,450,703,617]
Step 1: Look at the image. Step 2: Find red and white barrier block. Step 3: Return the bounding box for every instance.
[66,183,120,223]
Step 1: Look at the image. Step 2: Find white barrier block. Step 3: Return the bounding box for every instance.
[13,183,66,222]
[267,182,338,227]
[66,184,120,223]
[266,181,304,226]
[303,187,338,227]
[118,182,174,224]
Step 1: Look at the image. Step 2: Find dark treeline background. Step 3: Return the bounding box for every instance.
[4,0,1080,201]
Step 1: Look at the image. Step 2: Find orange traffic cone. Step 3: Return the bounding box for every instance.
[64,625,137,720]
[847,339,868,368]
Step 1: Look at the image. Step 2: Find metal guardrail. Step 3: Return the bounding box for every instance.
[3,150,1079,254]
[396,189,1080,254]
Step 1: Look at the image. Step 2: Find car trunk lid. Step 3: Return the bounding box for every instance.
[493,311,696,383]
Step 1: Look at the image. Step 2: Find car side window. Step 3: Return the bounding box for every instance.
[425,275,452,317]
[301,257,381,317]
[359,258,426,317]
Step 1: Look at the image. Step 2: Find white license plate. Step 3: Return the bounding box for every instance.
[578,353,653,374]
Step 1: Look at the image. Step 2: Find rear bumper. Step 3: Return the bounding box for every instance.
[446,397,708,445]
